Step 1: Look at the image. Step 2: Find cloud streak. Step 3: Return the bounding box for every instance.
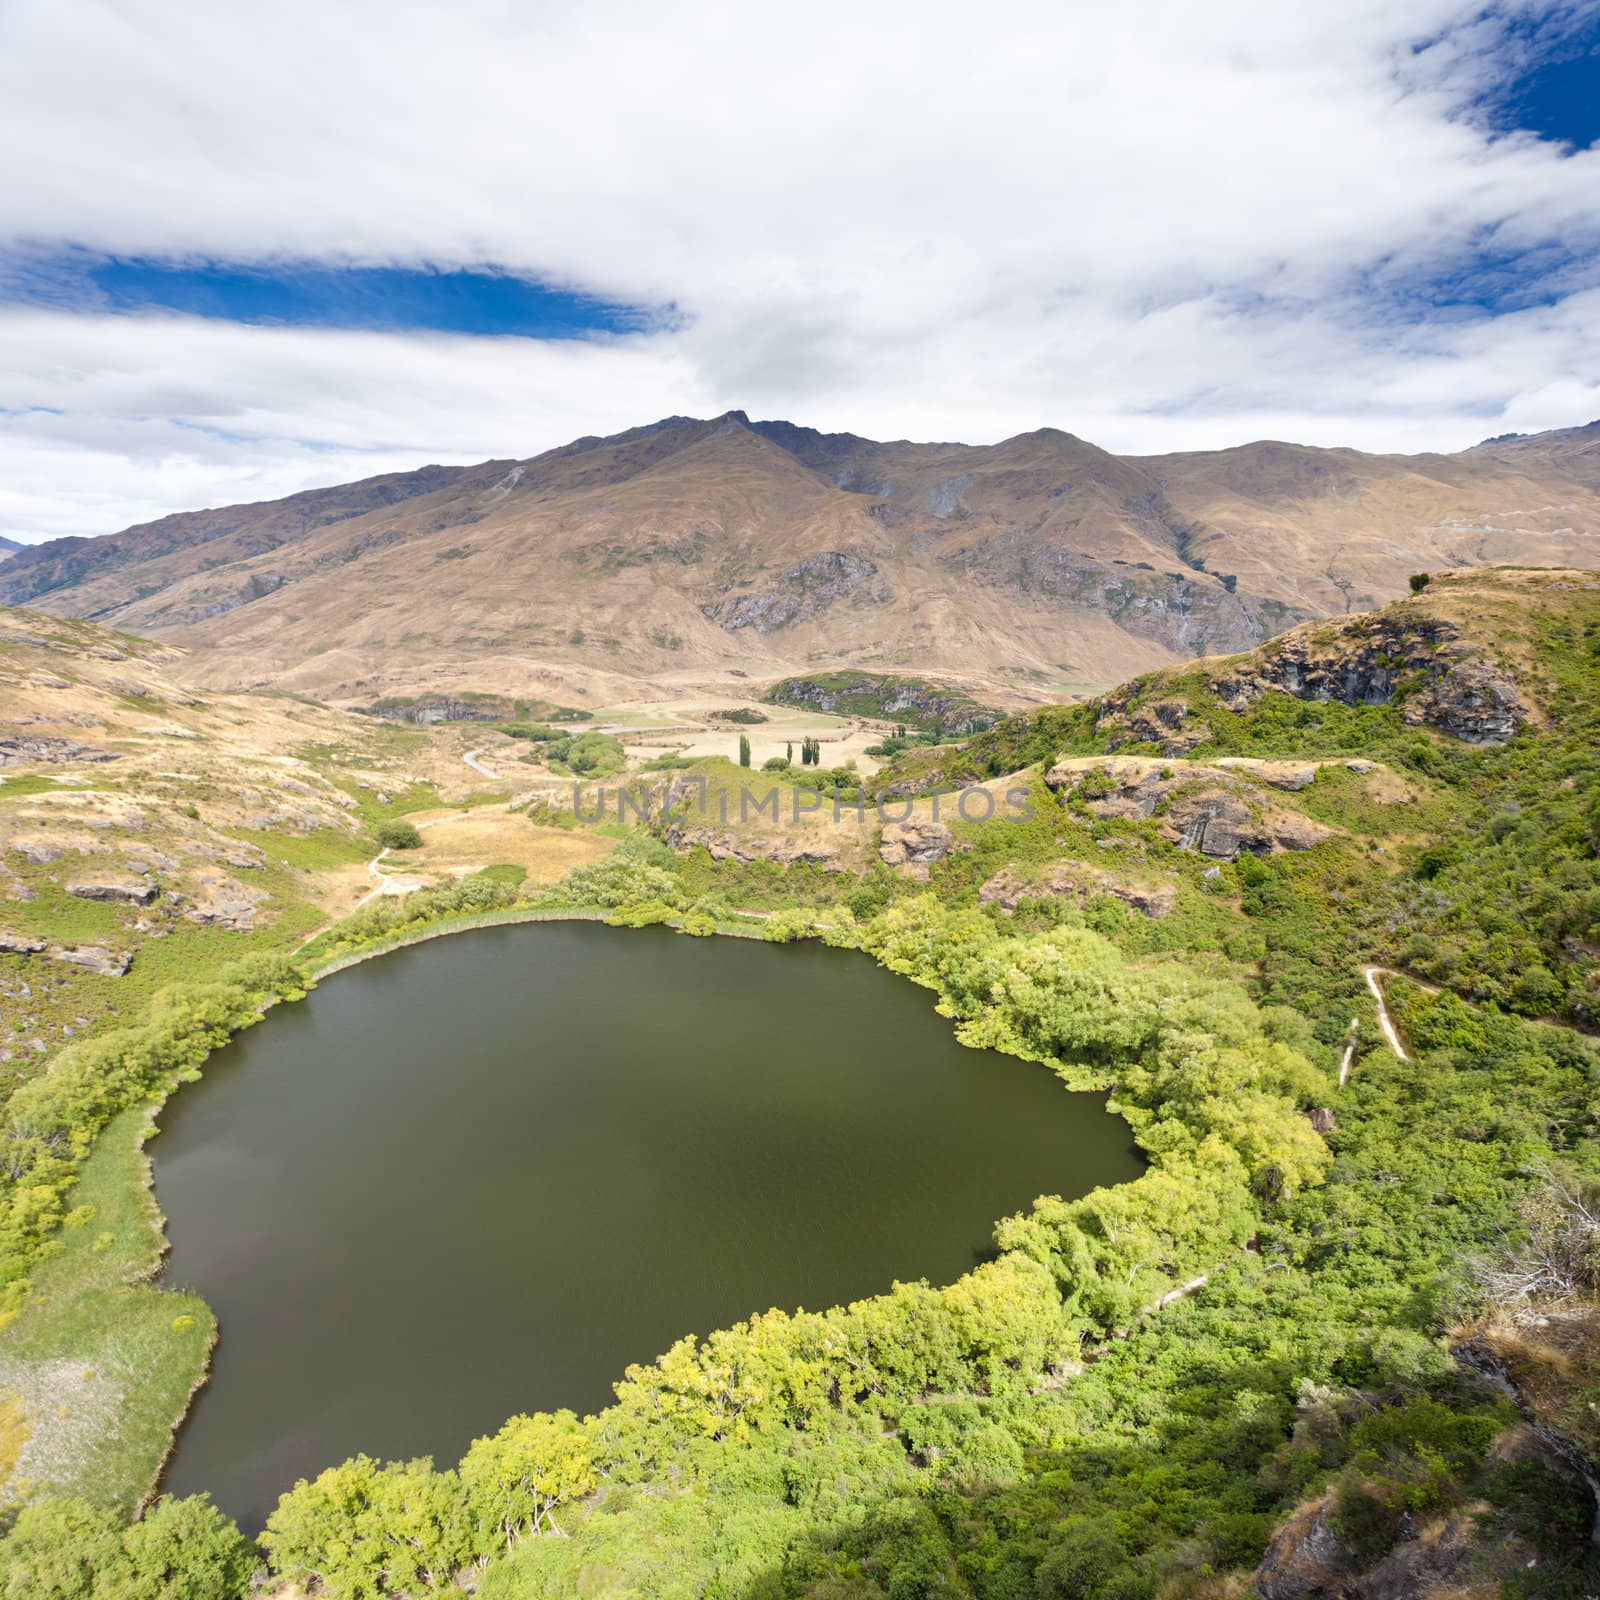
[1,0,1599,540]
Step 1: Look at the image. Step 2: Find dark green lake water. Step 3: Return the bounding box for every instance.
[154,921,1140,1528]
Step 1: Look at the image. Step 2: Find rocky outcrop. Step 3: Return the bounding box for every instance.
[49,944,131,977]
[1210,616,1527,746]
[183,873,268,930]
[1100,696,1212,756]
[660,822,843,870]
[978,863,1177,919]
[1214,757,1320,791]
[0,737,119,767]
[878,820,961,878]
[366,695,510,725]
[765,672,998,735]
[1253,1497,1357,1599]
[65,875,157,906]
[2,933,131,976]
[702,549,892,634]
[1252,1492,1503,1600]
[1045,758,1334,859]
[171,569,289,624]
[937,537,1311,656]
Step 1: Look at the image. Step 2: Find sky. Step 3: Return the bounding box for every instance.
[2,0,1599,544]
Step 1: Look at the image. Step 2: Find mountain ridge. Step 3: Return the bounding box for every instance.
[4,411,1599,708]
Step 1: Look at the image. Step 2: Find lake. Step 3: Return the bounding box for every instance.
[154,920,1141,1528]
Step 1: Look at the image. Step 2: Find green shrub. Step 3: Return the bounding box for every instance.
[374,819,423,850]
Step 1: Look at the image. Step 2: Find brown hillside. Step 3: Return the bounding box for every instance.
[3,412,1599,710]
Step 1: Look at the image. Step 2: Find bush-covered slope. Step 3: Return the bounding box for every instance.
[764,671,1001,735]
[875,569,1600,1026]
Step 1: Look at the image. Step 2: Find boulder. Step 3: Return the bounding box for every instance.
[879,820,959,877]
[49,944,131,976]
[0,931,47,956]
[1252,1497,1357,1599]
[10,838,65,865]
[66,875,157,906]
[1268,812,1333,852]
[0,737,119,768]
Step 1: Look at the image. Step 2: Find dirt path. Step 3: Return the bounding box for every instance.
[1338,1019,1360,1088]
[293,806,515,953]
[463,746,501,779]
[1363,966,1409,1062]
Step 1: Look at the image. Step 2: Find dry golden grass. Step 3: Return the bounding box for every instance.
[0,1393,31,1485]
[1474,1308,1600,1432]
[407,813,612,880]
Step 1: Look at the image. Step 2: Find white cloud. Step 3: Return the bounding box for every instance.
[1,0,1599,539]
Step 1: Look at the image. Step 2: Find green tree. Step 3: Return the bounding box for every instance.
[564,732,626,777]
[375,819,423,850]
[263,1455,471,1599]
[1409,571,1431,594]
[1035,1516,1138,1600]
[119,1495,257,1600]
[738,734,751,767]
[0,1499,128,1599]
[461,1410,596,1552]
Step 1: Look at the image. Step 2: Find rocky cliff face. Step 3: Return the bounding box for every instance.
[367,694,509,725]
[936,535,1311,656]
[701,549,892,634]
[1251,1493,1497,1600]
[1044,757,1333,858]
[658,820,844,869]
[1207,614,1528,745]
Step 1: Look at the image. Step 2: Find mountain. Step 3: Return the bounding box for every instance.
[0,537,20,560]
[3,412,1599,709]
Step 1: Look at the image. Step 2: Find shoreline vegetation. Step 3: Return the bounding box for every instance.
[0,571,1598,1594]
[0,851,1330,1556]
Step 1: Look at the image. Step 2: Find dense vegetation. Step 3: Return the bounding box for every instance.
[875,589,1600,1026]
[764,672,1000,736]
[0,954,308,1324]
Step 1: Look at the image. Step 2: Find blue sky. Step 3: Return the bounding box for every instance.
[17,256,649,339]
[0,0,1598,543]
[1483,3,1600,146]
